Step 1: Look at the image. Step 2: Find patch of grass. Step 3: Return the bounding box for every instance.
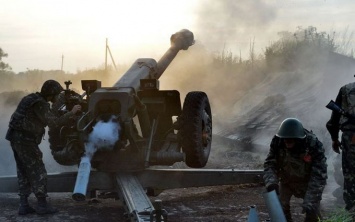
[322,208,353,222]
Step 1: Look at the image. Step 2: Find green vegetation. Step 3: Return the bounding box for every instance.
[322,208,353,222]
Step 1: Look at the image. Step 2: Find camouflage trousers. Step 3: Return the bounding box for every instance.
[341,131,355,210]
[11,141,48,198]
[279,183,321,222]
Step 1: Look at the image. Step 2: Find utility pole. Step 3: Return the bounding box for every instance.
[105,38,108,73]
[105,38,118,72]
[61,54,64,72]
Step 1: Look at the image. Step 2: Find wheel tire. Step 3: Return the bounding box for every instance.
[181,91,212,168]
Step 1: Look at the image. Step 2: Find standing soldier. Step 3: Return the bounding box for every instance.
[264,118,327,222]
[326,82,355,211]
[5,80,81,215]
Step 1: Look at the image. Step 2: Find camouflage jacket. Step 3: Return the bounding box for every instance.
[6,92,75,144]
[327,82,355,141]
[263,130,327,204]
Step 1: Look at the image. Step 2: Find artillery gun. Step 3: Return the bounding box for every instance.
[53,29,216,221]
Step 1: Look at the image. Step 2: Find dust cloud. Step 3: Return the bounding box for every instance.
[161,7,355,206]
[192,0,277,57]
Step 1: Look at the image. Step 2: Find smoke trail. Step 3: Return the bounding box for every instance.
[84,115,121,159]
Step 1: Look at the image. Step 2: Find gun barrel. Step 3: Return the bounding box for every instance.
[72,156,91,201]
[156,29,194,79]
[113,29,194,91]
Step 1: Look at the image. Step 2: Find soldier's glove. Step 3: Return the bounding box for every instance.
[266,184,279,195]
[332,140,341,154]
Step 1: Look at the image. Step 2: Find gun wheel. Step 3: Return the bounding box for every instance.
[181,91,212,168]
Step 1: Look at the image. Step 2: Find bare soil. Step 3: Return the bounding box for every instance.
[0,182,341,222]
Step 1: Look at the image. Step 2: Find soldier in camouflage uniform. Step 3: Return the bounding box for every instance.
[5,80,81,215]
[264,118,327,222]
[327,82,355,211]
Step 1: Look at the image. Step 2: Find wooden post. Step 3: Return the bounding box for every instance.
[61,54,64,71]
[105,38,108,73]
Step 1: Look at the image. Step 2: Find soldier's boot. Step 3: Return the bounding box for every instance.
[304,212,321,222]
[346,204,355,211]
[282,205,293,222]
[18,195,36,215]
[284,213,293,222]
[36,197,58,215]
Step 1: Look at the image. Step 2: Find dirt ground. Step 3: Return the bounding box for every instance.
[0,142,345,222]
[0,183,342,222]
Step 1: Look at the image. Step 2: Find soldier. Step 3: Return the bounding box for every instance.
[263,118,327,222]
[326,82,355,211]
[5,80,81,215]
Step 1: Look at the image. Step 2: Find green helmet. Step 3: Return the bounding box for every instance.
[276,118,306,139]
[41,80,63,96]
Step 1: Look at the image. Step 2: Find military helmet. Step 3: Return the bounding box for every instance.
[276,118,306,139]
[41,80,63,96]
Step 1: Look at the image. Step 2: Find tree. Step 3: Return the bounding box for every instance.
[0,47,11,71]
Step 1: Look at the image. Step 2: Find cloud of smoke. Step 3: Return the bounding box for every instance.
[193,0,277,56]
[84,115,121,159]
[160,2,355,206]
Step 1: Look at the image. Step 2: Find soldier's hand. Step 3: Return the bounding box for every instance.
[266,184,279,195]
[332,140,341,154]
[71,104,82,114]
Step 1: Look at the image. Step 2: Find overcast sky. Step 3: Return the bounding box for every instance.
[1,0,354,73]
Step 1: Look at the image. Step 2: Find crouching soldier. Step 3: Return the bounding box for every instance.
[263,118,327,222]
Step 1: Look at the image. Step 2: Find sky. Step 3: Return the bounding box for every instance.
[1,0,354,73]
